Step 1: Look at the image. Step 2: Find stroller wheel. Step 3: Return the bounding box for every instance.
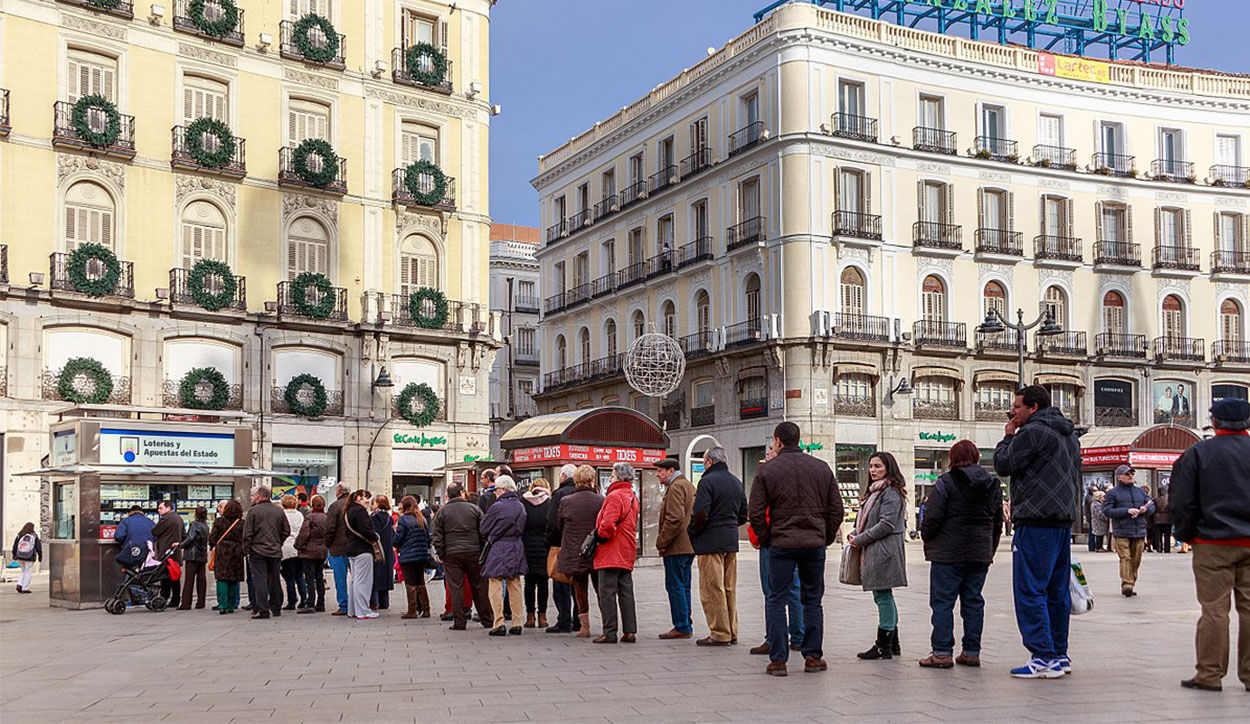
[105,598,127,615]
[147,595,168,612]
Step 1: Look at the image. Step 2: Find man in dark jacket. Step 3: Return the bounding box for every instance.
[478,470,498,513]
[1102,465,1154,597]
[114,505,155,569]
[689,447,747,647]
[242,487,291,619]
[748,421,844,676]
[1171,398,1250,693]
[655,458,696,640]
[993,385,1080,679]
[545,464,580,633]
[322,483,352,615]
[432,483,493,630]
[151,500,186,608]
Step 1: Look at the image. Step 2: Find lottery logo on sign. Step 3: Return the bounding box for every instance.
[120,436,140,463]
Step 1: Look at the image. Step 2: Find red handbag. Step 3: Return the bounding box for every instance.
[165,558,182,582]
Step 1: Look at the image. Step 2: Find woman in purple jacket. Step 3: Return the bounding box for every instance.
[479,476,528,636]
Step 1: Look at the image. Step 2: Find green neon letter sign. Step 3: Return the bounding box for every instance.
[1092,0,1108,32]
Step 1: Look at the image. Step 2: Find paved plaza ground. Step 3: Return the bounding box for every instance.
[1,544,1247,723]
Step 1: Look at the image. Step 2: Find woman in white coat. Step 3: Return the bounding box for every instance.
[279,495,306,611]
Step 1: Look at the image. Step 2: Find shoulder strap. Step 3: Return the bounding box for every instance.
[214,518,239,546]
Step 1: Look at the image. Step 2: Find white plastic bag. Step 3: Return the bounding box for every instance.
[1070,560,1094,615]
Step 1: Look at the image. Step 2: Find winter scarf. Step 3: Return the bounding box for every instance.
[523,488,551,505]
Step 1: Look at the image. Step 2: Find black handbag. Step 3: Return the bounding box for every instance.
[580,496,633,559]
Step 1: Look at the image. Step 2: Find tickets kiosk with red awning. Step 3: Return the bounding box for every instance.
[1080,424,1202,495]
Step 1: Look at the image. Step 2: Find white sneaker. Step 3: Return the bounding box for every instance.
[1010,658,1063,679]
[356,612,380,620]
[1057,655,1072,674]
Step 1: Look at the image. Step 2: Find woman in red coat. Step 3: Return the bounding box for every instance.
[593,462,640,644]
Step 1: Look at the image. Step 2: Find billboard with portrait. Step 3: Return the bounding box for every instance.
[1152,380,1194,427]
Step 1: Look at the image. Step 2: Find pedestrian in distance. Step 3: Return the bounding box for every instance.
[394,495,432,619]
[1089,491,1109,552]
[297,492,310,516]
[480,475,529,636]
[655,457,697,640]
[521,477,552,629]
[1102,465,1154,597]
[1170,398,1250,693]
[689,446,748,647]
[478,469,498,513]
[177,506,210,609]
[555,464,606,638]
[243,487,290,619]
[294,494,329,613]
[370,495,396,611]
[431,483,493,630]
[918,441,1003,669]
[151,500,185,609]
[849,452,909,661]
[11,522,42,594]
[546,463,582,633]
[993,385,1081,679]
[278,494,306,611]
[1153,484,1173,554]
[748,421,845,677]
[209,499,245,614]
[322,483,354,616]
[343,489,381,620]
[593,462,640,644]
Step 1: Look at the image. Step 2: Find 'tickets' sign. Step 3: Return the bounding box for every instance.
[1082,445,1130,466]
[99,428,235,467]
[510,444,666,466]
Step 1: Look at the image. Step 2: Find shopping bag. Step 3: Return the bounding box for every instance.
[1070,560,1094,615]
[838,543,862,586]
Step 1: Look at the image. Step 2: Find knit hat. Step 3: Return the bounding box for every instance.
[1210,398,1250,430]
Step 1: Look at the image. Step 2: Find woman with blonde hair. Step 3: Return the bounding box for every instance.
[554,465,605,637]
[279,494,306,611]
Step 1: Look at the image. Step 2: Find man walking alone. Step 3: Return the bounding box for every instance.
[1102,465,1154,597]
[689,447,747,647]
[655,458,696,640]
[993,385,1081,679]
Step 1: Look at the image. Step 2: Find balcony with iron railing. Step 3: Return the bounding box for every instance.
[913,221,962,252]
[568,209,592,231]
[276,280,348,322]
[392,168,455,210]
[1153,245,1200,272]
[590,273,615,298]
[727,216,766,251]
[280,19,347,70]
[739,397,768,420]
[975,401,1013,422]
[594,194,619,221]
[272,384,344,416]
[1095,333,1147,359]
[1032,144,1077,171]
[659,404,681,431]
[678,236,714,268]
[162,378,243,410]
[617,262,645,290]
[1151,159,1195,183]
[0,245,7,285]
[831,210,882,241]
[391,294,484,333]
[1153,405,1196,428]
[565,283,592,310]
[0,89,10,137]
[278,146,347,195]
[680,331,715,359]
[913,126,957,155]
[914,398,959,421]
[649,165,678,195]
[173,0,245,46]
[618,180,646,210]
[542,366,578,390]
[833,313,892,342]
[169,267,246,311]
[57,0,133,19]
[1093,241,1141,267]
[50,251,135,299]
[1095,407,1138,427]
[833,394,875,418]
[1093,152,1136,178]
[543,291,567,315]
[43,368,132,405]
[644,252,676,280]
[1210,165,1250,188]
[1213,340,1250,364]
[974,228,1023,257]
[391,47,453,92]
[975,328,1022,355]
[1035,235,1083,264]
[1037,331,1087,357]
[588,354,624,382]
[514,347,540,365]
[1153,336,1205,363]
[514,294,540,313]
[724,320,764,349]
[680,146,712,179]
[171,125,246,177]
[690,404,716,427]
[975,136,1018,162]
[52,101,136,159]
[914,320,966,349]
[1211,250,1250,276]
[728,121,765,157]
[829,113,878,143]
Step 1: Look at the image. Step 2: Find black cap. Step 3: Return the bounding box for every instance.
[1211,398,1250,423]
[129,505,144,513]
[654,458,680,471]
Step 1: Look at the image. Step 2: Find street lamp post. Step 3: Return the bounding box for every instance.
[976,307,1064,389]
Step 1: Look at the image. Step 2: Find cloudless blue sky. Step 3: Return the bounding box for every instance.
[489,0,1250,227]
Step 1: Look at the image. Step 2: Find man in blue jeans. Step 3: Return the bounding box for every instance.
[994,385,1081,679]
[748,421,844,676]
[749,546,803,655]
[320,483,353,615]
[654,458,696,639]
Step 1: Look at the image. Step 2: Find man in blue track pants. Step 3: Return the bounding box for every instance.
[321,483,353,615]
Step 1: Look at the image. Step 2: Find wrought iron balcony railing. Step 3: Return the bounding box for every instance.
[913,399,960,421]
[649,165,678,194]
[392,168,456,210]
[833,394,875,418]
[644,252,676,280]
[162,378,243,410]
[391,294,484,333]
[590,273,615,298]
[1035,235,1082,263]
[1210,165,1250,188]
[543,292,567,315]
[1153,245,1200,272]
[278,146,347,194]
[728,120,765,157]
[1211,250,1250,275]
[724,320,764,349]
[974,228,1023,256]
[391,47,453,92]
[1213,340,1250,364]
[913,221,962,251]
[169,267,246,311]
[53,101,136,158]
[514,294,540,313]
[1151,159,1195,183]
[680,146,712,179]
[832,210,882,241]
[568,209,592,230]
[594,194,619,221]
[1093,241,1141,267]
[1095,407,1137,427]
[618,180,646,209]
[280,19,347,70]
[975,401,1013,422]
[680,331,714,359]
[913,126,957,155]
[830,113,878,143]
[1032,144,1077,171]
[975,328,1022,353]
[1095,333,1147,359]
[833,313,892,342]
[677,236,714,268]
[514,347,540,365]
[171,125,246,177]
[50,251,135,299]
[565,283,592,310]
[617,261,645,290]
[0,89,10,137]
[690,404,716,427]
[1037,331,1087,357]
[545,219,568,244]
[739,397,768,420]
[43,368,132,405]
[1153,336,1205,362]
[913,320,966,349]
[1093,152,1136,177]
[0,245,7,285]
[975,136,1018,162]
[276,280,348,321]
[57,0,133,20]
[727,216,766,251]
[173,0,245,46]
[272,385,344,416]
[659,405,681,431]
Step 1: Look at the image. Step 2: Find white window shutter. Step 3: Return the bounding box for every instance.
[439,20,450,55]
[864,172,872,215]
[1183,209,1192,249]
[1065,198,1074,238]
[1126,206,1134,244]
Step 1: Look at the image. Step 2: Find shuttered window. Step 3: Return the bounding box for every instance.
[555,336,567,369]
[1217,212,1245,253]
[399,236,438,296]
[291,0,331,17]
[64,181,115,252]
[632,311,645,339]
[180,201,227,267]
[579,328,591,364]
[739,178,760,220]
[1216,134,1241,167]
[606,320,618,358]
[1161,295,1185,339]
[1221,300,1243,342]
[696,291,711,333]
[920,181,949,224]
[1102,291,1125,334]
[1039,113,1063,147]
[288,98,330,146]
[401,123,438,164]
[745,274,761,323]
[922,275,945,322]
[287,217,329,278]
[983,280,1006,319]
[68,49,117,103]
[663,302,676,338]
[402,10,448,53]
[1043,286,1068,326]
[183,76,228,124]
[840,267,864,317]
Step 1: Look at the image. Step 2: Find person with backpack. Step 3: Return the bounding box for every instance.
[11,522,42,594]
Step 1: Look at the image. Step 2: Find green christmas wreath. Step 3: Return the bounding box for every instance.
[403,160,447,207]
[408,287,449,329]
[404,42,449,87]
[187,258,237,311]
[292,14,340,64]
[290,271,335,319]
[184,117,235,169]
[179,367,230,410]
[284,373,328,418]
[291,138,340,188]
[57,357,113,405]
[395,382,440,427]
[67,242,121,297]
[188,0,239,39]
[71,95,121,148]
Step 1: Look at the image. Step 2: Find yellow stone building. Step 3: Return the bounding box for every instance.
[0,0,498,543]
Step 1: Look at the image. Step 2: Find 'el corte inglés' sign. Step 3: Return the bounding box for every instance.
[99,428,235,467]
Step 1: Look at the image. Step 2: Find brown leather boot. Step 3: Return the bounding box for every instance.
[415,583,431,618]
[576,613,591,638]
[401,585,419,619]
[537,613,548,628]
[524,612,537,628]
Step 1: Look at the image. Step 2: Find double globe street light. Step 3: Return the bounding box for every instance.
[976,307,1064,389]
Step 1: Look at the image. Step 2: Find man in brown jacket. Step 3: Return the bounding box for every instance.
[655,458,695,639]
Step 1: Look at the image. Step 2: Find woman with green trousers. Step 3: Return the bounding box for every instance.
[848,452,909,660]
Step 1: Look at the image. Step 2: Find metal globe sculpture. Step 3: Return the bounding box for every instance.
[623,331,686,398]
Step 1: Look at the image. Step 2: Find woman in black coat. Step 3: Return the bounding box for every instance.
[177,506,210,610]
[555,466,605,638]
[370,495,396,610]
[521,478,553,628]
[209,499,245,614]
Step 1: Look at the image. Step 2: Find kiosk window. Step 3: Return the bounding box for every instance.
[54,481,77,539]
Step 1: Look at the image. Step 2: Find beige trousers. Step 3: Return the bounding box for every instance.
[488,576,523,629]
[698,552,739,643]
[1113,536,1145,590]
[1191,543,1250,688]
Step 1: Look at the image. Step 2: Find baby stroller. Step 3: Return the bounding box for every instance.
[104,544,177,615]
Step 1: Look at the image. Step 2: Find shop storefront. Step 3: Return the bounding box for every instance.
[835,443,876,528]
[391,431,448,504]
[271,445,339,500]
[1080,425,1202,498]
[915,431,999,531]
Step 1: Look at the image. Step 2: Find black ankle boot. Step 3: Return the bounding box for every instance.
[857,628,893,660]
[889,628,901,656]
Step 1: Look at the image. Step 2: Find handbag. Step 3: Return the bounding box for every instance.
[838,543,862,586]
[207,518,240,572]
[580,494,635,559]
[547,546,572,584]
[345,509,384,564]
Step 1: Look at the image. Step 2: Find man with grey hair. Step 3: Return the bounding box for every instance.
[545,463,581,632]
[689,446,748,646]
[1172,397,1250,692]
[243,486,290,619]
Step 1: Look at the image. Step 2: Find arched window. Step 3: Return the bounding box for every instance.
[1221,299,1243,342]
[921,275,945,322]
[555,335,567,370]
[662,301,676,338]
[181,200,227,267]
[287,216,330,278]
[982,280,1006,319]
[841,267,864,317]
[64,181,115,251]
[745,273,761,323]
[68,48,117,103]
[696,290,711,338]
[632,310,645,339]
[605,319,618,358]
[400,121,438,165]
[1102,291,1125,334]
[579,327,591,365]
[1043,285,1068,326]
[399,235,438,295]
[1162,294,1185,338]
